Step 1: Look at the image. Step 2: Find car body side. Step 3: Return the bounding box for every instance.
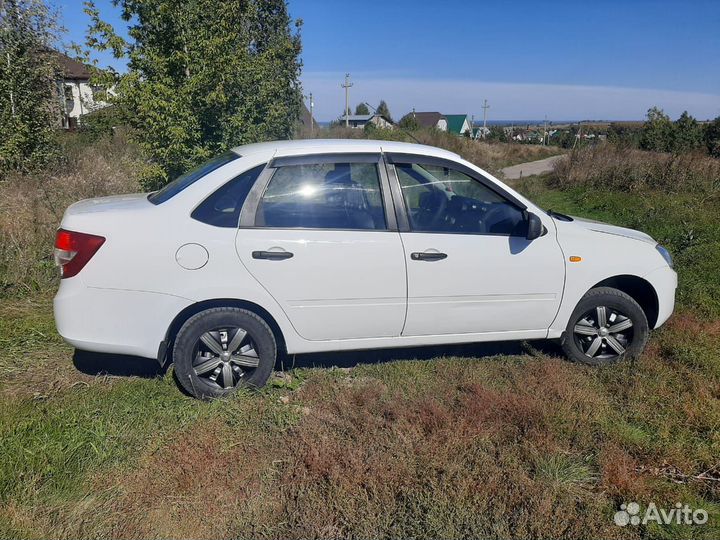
[53,139,676,362]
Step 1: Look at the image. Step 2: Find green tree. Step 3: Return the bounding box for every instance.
[486,125,508,143]
[376,99,392,122]
[354,102,369,115]
[398,113,419,130]
[607,122,642,148]
[639,106,675,152]
[0,0,60,173]
[673,111,703,153]
[85,0,302,189]
[549,127,578,149]
[704,116,720,158]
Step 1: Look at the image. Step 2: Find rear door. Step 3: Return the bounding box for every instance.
[235,153,407,341]
[386,154,565,337]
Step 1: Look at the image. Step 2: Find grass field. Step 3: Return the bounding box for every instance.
[0,140,718,539]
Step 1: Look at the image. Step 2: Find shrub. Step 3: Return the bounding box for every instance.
[0,133,139,295]
[551,144,720,195]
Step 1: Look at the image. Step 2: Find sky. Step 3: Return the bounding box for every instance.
[59,0,720,122]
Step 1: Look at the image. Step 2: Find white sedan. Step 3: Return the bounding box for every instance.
[53,139,677,399]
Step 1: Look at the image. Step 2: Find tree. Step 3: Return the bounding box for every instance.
[704,116,720,158]
[486,125,508,143]
[398,113,419,130]
[0,0,60,173]
[376,100,392,122]
[85,0,302,189]
[639,106,675,152]
[607,122,642,148]
[673,111,703,153]
[354,102,369,115]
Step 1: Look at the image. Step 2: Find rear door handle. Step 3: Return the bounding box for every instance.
[410,252,447,261]
[252,250,294,260]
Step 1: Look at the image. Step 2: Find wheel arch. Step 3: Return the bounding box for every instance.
[590,274,659,328]
[159,298,287,366]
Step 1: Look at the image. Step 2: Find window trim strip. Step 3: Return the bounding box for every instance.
[269,152,381,168]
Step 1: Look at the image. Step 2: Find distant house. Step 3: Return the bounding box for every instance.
[340,113,394,129]
[54,52,112,129]
[410,111,448,131]
[445,114,471,136]
[512,130,543,143]
[472,126,490,139]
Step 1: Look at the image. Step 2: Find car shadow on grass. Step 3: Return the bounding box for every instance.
[279,339,564,370]
[71,339,565,379]
[72,349,165,378]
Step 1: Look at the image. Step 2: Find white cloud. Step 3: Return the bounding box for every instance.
[301,72,720,122]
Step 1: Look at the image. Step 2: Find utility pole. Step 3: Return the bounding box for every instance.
[543,115,548,146]
[481,99,489,138]
[341,73,353,127]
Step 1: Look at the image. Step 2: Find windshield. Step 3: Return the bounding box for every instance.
[148,152,240,205]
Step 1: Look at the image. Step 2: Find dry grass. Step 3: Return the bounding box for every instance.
[0,132,140,296]
[551,144,720,195]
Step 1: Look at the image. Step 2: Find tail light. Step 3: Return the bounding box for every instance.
[54,229,105,278]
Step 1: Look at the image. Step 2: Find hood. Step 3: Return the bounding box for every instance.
[65,193,152,216]
[569,216,656,244]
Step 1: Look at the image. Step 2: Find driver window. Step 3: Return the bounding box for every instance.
[395,162,526,235]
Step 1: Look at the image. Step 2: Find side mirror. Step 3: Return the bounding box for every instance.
[526,212,545,240]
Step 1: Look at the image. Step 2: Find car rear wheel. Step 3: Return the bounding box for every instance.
[173,307,276,399]
[561,287,649,366]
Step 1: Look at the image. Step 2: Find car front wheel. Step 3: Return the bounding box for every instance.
[561,287,649,365]
[173,307,276,399]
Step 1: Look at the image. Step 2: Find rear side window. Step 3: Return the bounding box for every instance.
[257,162,386,230]
[191,164,265,227]
[148,152,240,205]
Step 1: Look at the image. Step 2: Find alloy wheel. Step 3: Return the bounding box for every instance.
[572,305,634,359]
[192,327,259,389]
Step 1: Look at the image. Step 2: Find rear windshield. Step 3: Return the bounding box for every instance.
[148,152,240,205]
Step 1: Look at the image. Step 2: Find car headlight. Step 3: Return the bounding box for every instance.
[656,244,673,268]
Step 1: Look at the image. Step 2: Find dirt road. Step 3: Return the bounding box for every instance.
[500,154,566,179]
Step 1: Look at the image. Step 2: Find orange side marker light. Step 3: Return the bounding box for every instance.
[569,256,582,263]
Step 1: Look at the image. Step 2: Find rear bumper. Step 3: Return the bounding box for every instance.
[643,265,677,329]
[54,278,192,359]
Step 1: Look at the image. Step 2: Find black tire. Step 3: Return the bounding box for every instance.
[173,307,276,399]
[561,287,649,366]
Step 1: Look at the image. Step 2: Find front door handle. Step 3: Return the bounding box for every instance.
[252,250,294,260]
[411,252,447,261]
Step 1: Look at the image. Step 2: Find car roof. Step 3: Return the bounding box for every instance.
[230,139,462,161]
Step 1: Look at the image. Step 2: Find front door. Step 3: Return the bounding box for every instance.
[235,155,406,341]
[391,158,565,337]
